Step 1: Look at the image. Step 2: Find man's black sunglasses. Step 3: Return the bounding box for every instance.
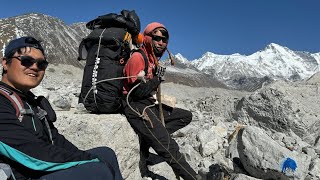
[11,56,49,70]
[152,35,168,43]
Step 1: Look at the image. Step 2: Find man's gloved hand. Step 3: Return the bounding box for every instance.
[137,70,146,83]
[156,66,166,81]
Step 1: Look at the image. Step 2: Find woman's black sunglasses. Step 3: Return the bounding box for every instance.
[152,35,168,43]
[11,56,49,70]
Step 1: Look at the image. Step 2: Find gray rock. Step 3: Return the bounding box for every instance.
[233,88,306,138]
[52,95,72,110]
[238,126,311,179]
[308,158,320,179]
[230,174,262,180]
[197,130,222,157]
[54,112,141,180]
[0,163,12,179]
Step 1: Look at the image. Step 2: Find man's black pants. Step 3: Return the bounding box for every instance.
[39,147,123,180]
[123,98,197,180]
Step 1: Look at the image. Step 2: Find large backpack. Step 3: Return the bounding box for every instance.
[78,10,147,114]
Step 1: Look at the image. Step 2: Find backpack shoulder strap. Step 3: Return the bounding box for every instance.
[0,85,30,122]
[133,49,148,75]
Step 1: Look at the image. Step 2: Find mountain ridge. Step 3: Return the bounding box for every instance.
[172,42,320,90]
[0,13,84,67]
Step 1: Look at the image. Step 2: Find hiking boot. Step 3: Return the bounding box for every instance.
[195,174,203,180]
[139,148,151,178]
[139,159,150,177]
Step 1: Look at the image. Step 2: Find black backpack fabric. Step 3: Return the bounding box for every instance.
[78,10,147,114]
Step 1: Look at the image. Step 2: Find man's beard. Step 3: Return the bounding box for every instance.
[153,46,165,57]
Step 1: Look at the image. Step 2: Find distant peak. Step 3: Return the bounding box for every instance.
[19,12,46,18]
[174,53,189,63]
[267,43,282,48]
[263,43,292,53]
[230,53,243,56]
[201,52,217,58]
[7,12,59,21]
[270,42,279,46]
[203,52,215,56]
[26,12,43,16]
[70,22,86,26]
[175,53,184,58]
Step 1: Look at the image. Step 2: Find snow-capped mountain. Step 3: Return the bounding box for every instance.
[0,13,87,67]
[174,53,189,64]
[162,53,228,88]
[180,43,320,90]
[311,52,320,71]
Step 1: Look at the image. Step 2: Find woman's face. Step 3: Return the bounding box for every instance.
[1,47,46,92]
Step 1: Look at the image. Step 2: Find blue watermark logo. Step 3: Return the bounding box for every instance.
[281,157,297,173]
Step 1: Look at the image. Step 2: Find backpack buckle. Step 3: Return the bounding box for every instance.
[37,107,47,120]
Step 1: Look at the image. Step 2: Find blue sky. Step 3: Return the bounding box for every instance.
[1,0,320,60]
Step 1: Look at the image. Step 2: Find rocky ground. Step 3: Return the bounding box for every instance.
[29,64,320,180]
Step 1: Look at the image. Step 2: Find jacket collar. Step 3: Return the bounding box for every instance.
[0,81,36,100]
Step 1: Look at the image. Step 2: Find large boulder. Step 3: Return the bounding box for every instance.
[233,81,320,145]
[238,126,311,179]
[54,112,141,179]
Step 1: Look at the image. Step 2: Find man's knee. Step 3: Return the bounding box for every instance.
[184,110,192,125]
[176,108,193,125]
[88,146,116,157]
[96,146,116,156]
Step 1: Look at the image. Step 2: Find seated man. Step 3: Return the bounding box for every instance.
[0,36,123,180]
[122,22,200,180]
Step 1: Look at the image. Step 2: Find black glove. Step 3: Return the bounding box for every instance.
[155,66,166,81]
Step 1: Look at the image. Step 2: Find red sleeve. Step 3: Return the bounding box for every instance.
[124,52,145,85]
